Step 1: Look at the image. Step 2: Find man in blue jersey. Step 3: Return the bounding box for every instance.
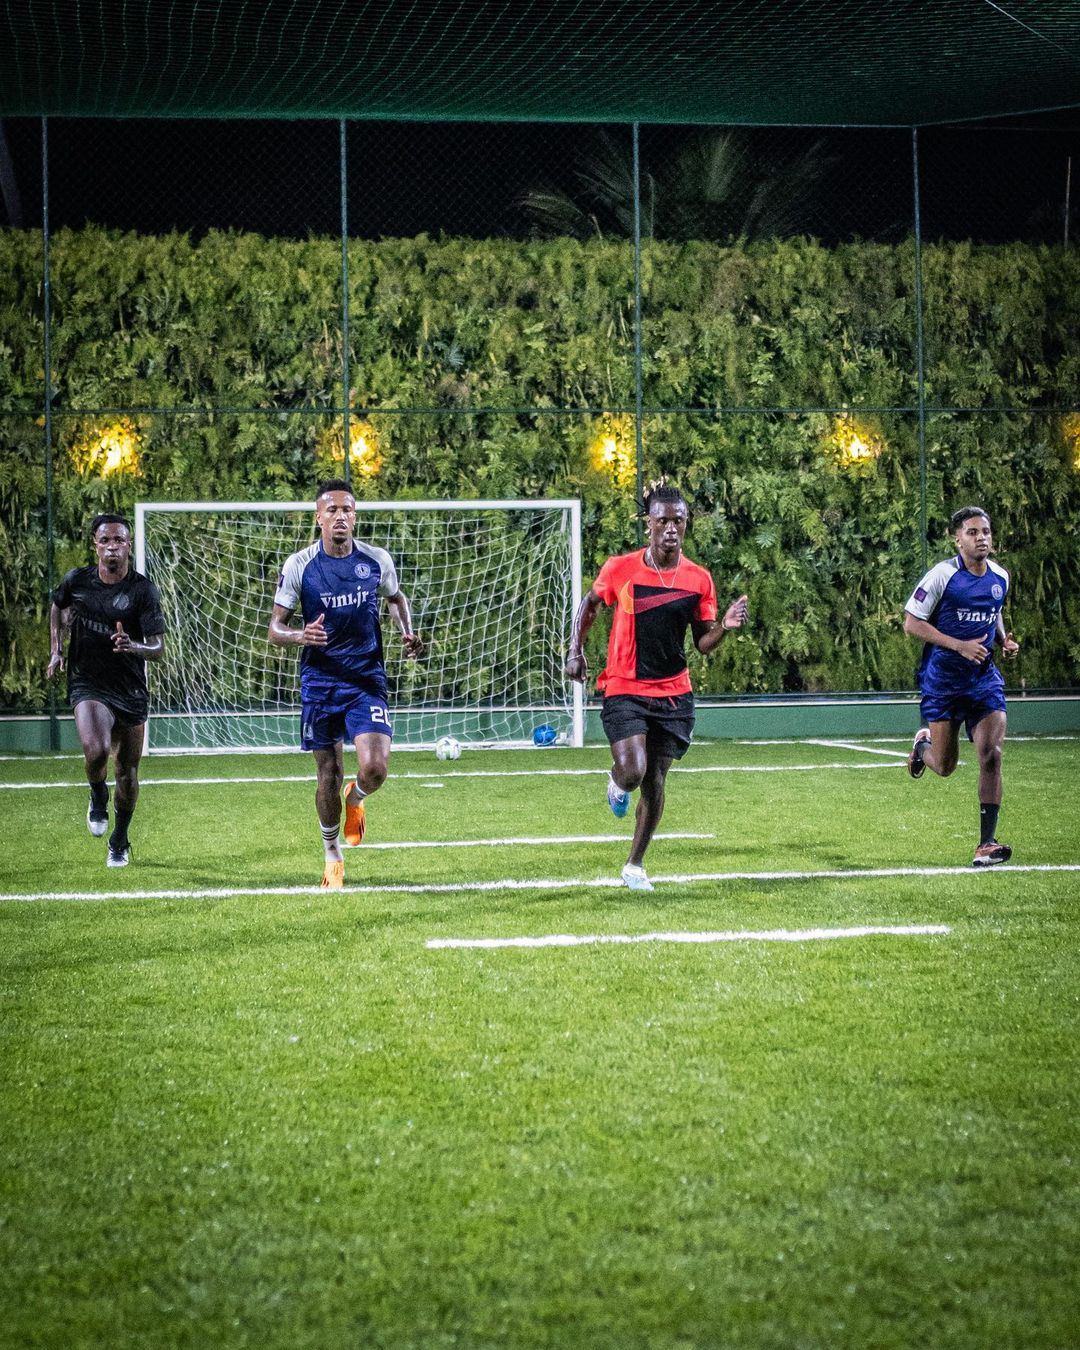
[903,505,1019,867]
[268,481,423,888]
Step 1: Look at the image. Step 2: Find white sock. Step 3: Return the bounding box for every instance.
[346,779,367,806]
[320,821,342,860]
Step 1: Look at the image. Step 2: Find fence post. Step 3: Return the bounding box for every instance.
[340,118,351,490]
[912,126,928,572]
[42,117,58,751]
[632,121,644,545]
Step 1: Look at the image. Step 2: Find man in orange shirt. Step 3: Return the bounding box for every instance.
[565,481,748,892]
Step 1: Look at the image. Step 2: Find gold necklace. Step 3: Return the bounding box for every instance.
[645,548,681,589]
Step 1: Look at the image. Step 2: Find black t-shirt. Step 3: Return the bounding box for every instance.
[52,566,166,716]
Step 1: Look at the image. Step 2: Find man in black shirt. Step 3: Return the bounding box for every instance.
[47,514,166,867]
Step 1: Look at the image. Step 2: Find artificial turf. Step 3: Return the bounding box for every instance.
[1,737,1077,1348]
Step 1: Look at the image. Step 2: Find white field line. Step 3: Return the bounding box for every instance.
[736,735,1079,744]
[0,763,906,791]
[3,862,1078,905]
[348,832,713,851]
[427,924,952,949]
[803,738,910,759]
[668,762,903,775]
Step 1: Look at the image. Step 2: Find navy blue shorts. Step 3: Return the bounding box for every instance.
[920,677,1006,741]
[301,688,392,750]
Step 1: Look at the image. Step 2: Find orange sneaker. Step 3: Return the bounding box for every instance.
[973,841,1012,868]
[343,795,366,848]
[320,859,345,889]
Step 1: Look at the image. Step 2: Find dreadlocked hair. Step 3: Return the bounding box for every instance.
[641,478,686,515]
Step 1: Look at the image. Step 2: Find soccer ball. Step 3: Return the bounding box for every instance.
[434,736,462,762]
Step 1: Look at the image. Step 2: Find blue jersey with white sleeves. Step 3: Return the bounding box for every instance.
[904,555,1009,692]
[275,539,399,700]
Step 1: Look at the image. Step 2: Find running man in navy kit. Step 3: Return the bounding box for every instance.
[903,505,1019,867]
[268,481,423,889]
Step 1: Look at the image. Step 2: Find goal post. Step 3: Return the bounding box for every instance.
[134,499,584,753]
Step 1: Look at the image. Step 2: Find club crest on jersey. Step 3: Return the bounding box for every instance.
[112,593,131,611]
[354,562,372,580]
[991,583,1003,600]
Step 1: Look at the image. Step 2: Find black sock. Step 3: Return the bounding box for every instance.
[89,780,109,813]
[111,807,134,849]
[979,802,1000,847]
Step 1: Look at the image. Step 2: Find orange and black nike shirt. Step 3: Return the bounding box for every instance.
[592,549,718,698]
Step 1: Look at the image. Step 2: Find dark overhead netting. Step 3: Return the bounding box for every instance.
[3,0,1080,125]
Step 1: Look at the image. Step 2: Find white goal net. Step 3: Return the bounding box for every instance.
[135,499,583,752]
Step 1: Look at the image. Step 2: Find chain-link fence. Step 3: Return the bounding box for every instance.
[1,115,1079,716]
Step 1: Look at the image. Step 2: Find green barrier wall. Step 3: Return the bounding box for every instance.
[5,695,1078,754]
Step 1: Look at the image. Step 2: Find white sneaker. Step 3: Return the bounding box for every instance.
[621,862,654,892]
[87,794,109,837]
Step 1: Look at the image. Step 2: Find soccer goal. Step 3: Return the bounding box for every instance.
[134,499,583,753]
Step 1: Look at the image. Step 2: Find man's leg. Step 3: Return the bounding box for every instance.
[74,700,114,837]
[107,720,145,864]
[971,710,1006,805]
[971,711,1011,866]
[343,732,392,847]
[627,750,673,871]
[314,744,345,887]
[913,719,960,778]
[606,734,646,818]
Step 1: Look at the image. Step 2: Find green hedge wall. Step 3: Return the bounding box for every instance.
[1,227,1078,711]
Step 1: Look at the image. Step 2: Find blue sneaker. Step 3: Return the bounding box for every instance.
[607,772,631,819]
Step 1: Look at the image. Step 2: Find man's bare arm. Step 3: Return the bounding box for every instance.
[386,591,424,658]
[565,589,604,683]
[692,594,749,656]
[268,603,328,647]
[903,611,990,665]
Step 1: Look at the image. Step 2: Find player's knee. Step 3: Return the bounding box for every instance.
[614,757,646,792]
[83,744,109,775]
[979,743,1002,775]
[357,761,387,794]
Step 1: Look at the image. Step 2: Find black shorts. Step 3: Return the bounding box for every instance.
[70,685,148,729]
[600,692,695,760]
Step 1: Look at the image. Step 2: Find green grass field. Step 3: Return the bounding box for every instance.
[1,735,1078,1349]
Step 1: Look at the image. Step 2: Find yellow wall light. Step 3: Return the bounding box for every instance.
[1063,413,1080,471]
[590,415,636,488]
[829,414,883,468]
[328,419,384,478]
[72,420,142,477]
